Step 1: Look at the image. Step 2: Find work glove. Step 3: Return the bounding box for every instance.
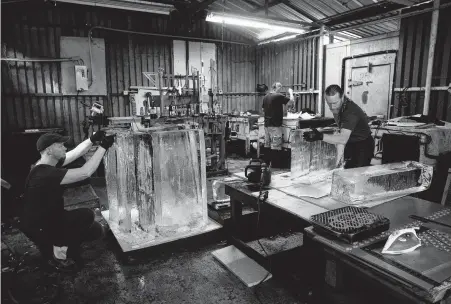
[90,130,105,143]
[303,128,323,142]
[100,135,115,150]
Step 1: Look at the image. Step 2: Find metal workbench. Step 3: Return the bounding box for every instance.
[224,179,451,303]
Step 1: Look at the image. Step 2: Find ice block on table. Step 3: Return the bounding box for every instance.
[290,129,338,181]
[152,129,207,233]
[135,132,155,233]
[330,161,433,204]
[115,131,136,233]
[104,143,119,222]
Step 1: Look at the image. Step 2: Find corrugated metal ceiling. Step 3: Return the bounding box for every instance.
[206,0,431,42]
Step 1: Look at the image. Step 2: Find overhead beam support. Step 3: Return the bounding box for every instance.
[281,0,319,23]
[191,0,219,12]
[423,0,440,115]
[387,0,417,6]
[320,1,405,26]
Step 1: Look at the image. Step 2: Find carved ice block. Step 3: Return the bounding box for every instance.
[331,161,433,204]
[290,129,338,182]
[152,129,208,232]
[104,143,119,222]
[116,131,136,233]
[103,128,208,236]
[135,132,155,232]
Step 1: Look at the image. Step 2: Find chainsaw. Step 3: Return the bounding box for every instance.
[244,159,271,187]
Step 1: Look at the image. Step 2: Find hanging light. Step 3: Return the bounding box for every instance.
[206,12,305,37]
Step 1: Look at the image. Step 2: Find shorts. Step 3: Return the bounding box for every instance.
[264,127,283,150]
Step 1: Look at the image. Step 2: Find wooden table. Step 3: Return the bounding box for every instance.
[225,180,451,303]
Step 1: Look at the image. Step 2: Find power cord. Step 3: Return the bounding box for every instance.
[253,165,272,303]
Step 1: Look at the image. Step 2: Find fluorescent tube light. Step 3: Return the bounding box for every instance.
[206,13,305,35]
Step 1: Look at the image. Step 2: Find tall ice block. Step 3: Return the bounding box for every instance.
[103,128,208,237]
[290,129,338,182]
[330,161,433,204]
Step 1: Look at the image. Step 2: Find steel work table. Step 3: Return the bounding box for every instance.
[225,180,451,303]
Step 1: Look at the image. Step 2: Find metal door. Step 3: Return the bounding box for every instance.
[348,64,392,117]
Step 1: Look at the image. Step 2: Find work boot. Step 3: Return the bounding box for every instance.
[67,246,84,267]
[46,254,78,273]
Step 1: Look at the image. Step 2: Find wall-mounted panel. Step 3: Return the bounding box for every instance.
[60,36,107,95]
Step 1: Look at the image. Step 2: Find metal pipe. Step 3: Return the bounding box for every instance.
[423,0,440,115]
[318,25,325,116]
[88,26,252,46]
[394,86,449,91]
[1,57,81,62]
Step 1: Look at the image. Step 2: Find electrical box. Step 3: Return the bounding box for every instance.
[75,65,89,92]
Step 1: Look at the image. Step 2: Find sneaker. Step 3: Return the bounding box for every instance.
[46,255,78,273]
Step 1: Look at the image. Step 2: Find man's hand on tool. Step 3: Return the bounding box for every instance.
[90,130,106,143]
[303,128,323,142]
[100,135,115,150]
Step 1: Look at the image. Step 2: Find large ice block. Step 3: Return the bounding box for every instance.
[104,143,119,222]
[115,131,136,233]
[330,161,433,204]
[103,127,208,238]
[135,132,155,232]
[152,129,207,233]
[290,129,338,182]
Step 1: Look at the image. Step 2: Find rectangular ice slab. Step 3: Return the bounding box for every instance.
[152,129,208,233]
[290,129,338,183]
[331,161,433,204]
[103,128,208,241]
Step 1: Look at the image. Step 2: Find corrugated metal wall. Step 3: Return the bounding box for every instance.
[255,37,319,112]
[392,6,451,121]
[1,2,256,144]
[216,43,256,113]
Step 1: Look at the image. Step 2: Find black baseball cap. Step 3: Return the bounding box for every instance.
[36,133,70,152]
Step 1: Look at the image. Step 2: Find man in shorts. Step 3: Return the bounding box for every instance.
[262,82,294,165]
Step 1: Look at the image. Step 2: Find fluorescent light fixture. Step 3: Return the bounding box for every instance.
[257,30,286,40]
[258,34,298,45]
[206,12,305,36]
[272,34,298,42]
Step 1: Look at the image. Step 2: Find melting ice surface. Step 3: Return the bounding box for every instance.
[331,161,433,204]
[290,129,338,183]
[104,129,208,238]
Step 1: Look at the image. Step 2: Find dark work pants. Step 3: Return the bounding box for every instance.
[22,208,104,259]
[344,136,375,169]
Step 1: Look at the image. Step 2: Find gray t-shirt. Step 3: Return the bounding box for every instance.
[333,97,371,143]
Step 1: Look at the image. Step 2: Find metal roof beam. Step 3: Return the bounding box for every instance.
[280,0,320,23]
[251,0,282,12]
[320,1,405,26]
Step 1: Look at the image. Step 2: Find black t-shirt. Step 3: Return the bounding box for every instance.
[333,97,371,143]
[22,163,68,243]
[262,93,290,127]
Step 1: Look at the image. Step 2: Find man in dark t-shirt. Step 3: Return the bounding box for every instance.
[303,84,374,168]
[22,131,114,272]
[261,82,294,164]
